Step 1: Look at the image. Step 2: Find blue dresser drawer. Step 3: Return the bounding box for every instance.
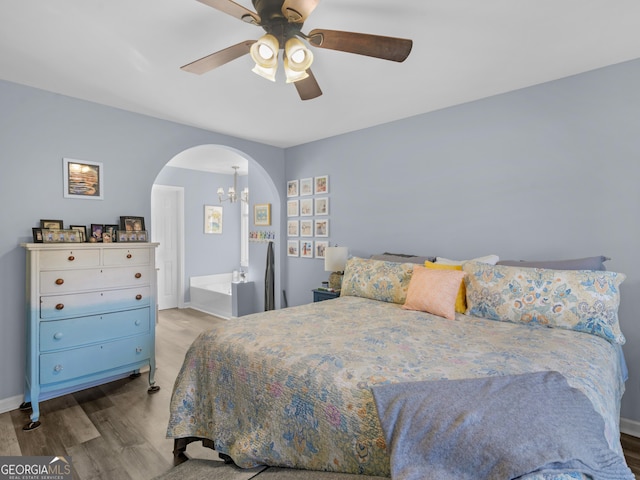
[40,334,152,385]
[40,286,151,319]
[40,308,150,352]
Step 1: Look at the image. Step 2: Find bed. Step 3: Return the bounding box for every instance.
[166,256,632,479]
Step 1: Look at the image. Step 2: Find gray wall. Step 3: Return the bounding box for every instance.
[0,79,285,409]
[283,59,640,423]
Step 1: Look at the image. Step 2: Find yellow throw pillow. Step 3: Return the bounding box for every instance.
[424,261,467,314]
[402,266,466,321]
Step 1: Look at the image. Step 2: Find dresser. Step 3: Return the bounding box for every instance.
[20,242,160,430]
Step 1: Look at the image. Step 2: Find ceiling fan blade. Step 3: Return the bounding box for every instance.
[281,0,319,23]
[196,0,261,25]
[307,29,412,62]
[181,40,256,75]
[294,69,322,100]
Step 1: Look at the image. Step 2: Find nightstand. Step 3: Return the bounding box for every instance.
[313,289,340,302]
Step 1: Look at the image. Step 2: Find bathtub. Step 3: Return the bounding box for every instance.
[190,273,255,319]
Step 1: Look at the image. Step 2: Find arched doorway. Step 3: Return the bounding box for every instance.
[151,144,281,314]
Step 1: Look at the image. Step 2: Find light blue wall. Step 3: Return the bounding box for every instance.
[283,59,640,422]
[0,79,285,407]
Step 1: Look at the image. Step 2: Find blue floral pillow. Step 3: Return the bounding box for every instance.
[462,262,626,345]
[341,257,414,304]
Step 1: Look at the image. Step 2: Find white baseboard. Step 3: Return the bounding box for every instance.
[621,417,640,438]
[0,395,23,415]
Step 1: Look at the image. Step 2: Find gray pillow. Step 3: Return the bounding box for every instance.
[497,256,610,271]
[370,252,436,264]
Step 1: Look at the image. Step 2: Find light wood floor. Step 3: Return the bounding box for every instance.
[1,307,639,479]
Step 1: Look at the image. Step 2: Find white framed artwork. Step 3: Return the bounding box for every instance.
[287,240,299,257]
[314,197,329,216]
[301,240,314,258]
[287,179,299,197]
[287,199,299,217]
[314,175,329,195]
[300,198,313,216]
[300,178,313,196]
[287,220,299,237]
[315,219,329,237]
[315,240,328,259]
[300,219,313,237]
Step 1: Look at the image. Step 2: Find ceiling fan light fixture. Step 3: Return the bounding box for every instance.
[284,37,313,72]
[250,33,279,81]
[284,57,309,83]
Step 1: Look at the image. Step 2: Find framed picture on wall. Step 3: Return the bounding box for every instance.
[314,175,329,194]
[287,240,299,257]
[287,220,299,237]
[204,205,223,234]
[63,158,104,200]
[287,199,299,217]
[315,240,328,259]
[314,197,329,216]
[287,180,299,197]
[300,178,313,196]
[254,203,271,226]
[315,219,329,237]
[300,219,313,237]
[300,198,313,216]
[301,241,314,258]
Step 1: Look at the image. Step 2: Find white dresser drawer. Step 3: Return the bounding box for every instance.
[40,286,151,319]
[39,249,100,269]
[103,248,150,266]
[40,334,153,385]
[40,266,152,294]
[40,308,150,351]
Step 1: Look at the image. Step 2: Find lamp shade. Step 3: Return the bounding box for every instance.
[250,34,279,81]
[325,247,348,272]
[284,37,313,72]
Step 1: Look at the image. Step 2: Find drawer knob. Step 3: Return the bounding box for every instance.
[68,255,75,262]
[127,253,132,259]
[54,364,63,372]
[135,319,141,326]
[136,347,143,353]
[135,273,142,279]
[53,332,63,340]
[136,294,143,300]
[55,303,64,310]
[55,278,64,285]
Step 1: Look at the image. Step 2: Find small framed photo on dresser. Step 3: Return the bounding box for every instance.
[69,225,87,242]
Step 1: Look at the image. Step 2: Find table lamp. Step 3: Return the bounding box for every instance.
[324,246,348,291]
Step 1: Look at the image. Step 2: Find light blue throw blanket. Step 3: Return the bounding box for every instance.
[371,371,633,480]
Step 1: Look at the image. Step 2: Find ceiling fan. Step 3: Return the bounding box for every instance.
[181,0,413,100]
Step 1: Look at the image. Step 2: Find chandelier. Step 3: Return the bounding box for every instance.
[218,166,249,203]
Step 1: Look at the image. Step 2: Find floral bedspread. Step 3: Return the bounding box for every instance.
[166,296,626,478]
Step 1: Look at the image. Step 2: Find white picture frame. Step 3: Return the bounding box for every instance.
[314,197,329,216]
[300,198,313,216]
[315,240,329,259]
[287,199,299,217]
[287,240,299,257]
[287,220,299,237]
[63,158,104,200]
[300,219,313,237]
[301,240,314,258]
[300,177,313,196]
[204,205,223,234]
[287,179,299,197]
[314,175,329,195]
[315,219,329,237]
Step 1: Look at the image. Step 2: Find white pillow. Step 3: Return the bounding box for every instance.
[436,254,499,266]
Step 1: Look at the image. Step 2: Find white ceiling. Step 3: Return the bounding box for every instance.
[1,0,639,149]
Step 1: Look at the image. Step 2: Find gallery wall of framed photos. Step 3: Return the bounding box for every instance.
[286,175,330,259]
